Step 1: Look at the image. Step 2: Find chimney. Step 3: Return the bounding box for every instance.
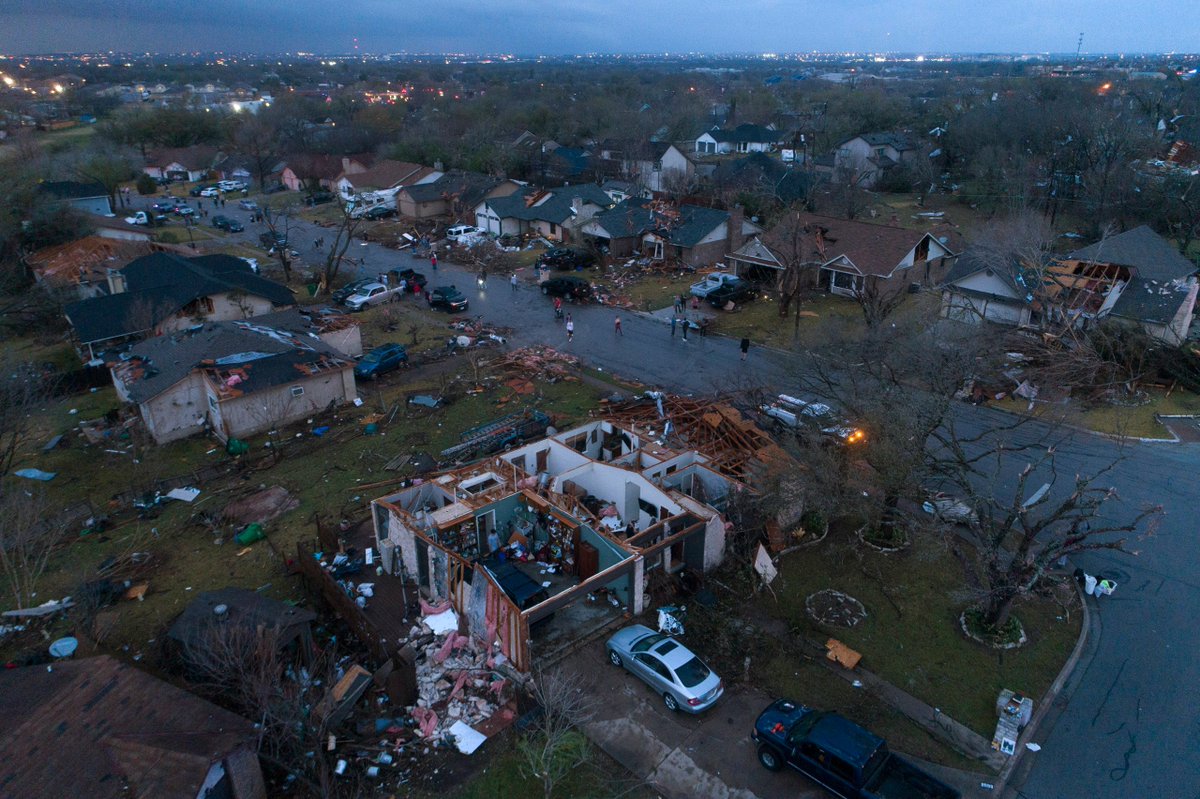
[727,205,745,250]
[434,160,445,173]
[106,267,127,295]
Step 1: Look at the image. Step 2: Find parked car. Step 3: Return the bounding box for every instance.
[343,282,402,311]
[173,205,196,218]
[690,271,743,298]
[541,275,592,301]
[537,246,595,271]
[752,699,960,799]
[427,285,469,313]
[211,215,244,232]
[331,278,376,305]
[354,343,408,379]
[445,224,482,242]
[238,199,259,211]
[386,268,427,290]
[259,231,287,249]
[189,184,215,197]
[151,201,175,214]
[706,280,755,308]
[199,187,220,197]
[605,624,724,714]
[218,180,247,191]
[124,210,167,226]
[363,205,397,220]
[264,183,287,194]
[760,393,865,446]
[304,191,335,206]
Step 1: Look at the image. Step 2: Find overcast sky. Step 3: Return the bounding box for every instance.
[3,0,1197,56]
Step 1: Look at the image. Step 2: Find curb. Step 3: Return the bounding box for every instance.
[979,402,1182,445]
[994,576,1093,794]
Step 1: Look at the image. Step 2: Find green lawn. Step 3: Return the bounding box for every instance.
[757,526,1080,738]
[0,336,614,664]
[992,385,1200,439]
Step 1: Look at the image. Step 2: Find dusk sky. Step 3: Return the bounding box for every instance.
[4,0,1197,56]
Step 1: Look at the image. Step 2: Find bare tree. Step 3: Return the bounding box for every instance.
[0,490,71,610]
[319,204,365,295]
[940,442,1162,630]
[761,208,820,325]
[852,277,908,329]
[261,202,298,283]
[462,239,521,283]
[519,667,598,799]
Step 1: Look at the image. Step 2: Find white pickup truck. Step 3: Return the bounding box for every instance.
[123,211,160,226]
[689,271,743,298]
[343,282,404,311]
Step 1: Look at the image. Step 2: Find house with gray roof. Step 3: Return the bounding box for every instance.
[396,170,521,220]
[580,198,761,267]
[941,226,1199,345]
[474,183,613,242]
[38,180,112,216]
[695,124,785,155]
[834,132,919,188]
[111,317,356,444]
[65,253,295,359]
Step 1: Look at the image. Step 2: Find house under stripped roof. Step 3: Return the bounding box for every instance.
[111,317,356,444]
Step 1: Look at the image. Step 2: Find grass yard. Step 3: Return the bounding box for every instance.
[706,293,864,350]
[991,384,1200,439]
[0,335,618,665]
[757,526,1080,738]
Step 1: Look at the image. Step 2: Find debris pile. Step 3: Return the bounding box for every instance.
[407,608,513,750]
[497,345,581,382]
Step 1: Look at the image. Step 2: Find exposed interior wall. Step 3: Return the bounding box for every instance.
[581,524,633,605]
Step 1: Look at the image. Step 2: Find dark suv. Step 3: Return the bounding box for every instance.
[304,191,335,206]
[537,247,596,271]
[259,231,287,248]
[387,268,428,290]
[428,285,469,313]
[541,275,592,301]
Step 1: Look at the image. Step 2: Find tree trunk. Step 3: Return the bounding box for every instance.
[981,585,1019,629]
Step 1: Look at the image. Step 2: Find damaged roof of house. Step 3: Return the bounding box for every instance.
[591,198,731,247]
[65,253,295,345]
[0,654,256,799]
[114,318,351,404]
[1067,225,1198,282]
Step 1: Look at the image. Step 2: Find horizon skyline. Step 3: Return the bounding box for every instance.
[4,1,1199,59]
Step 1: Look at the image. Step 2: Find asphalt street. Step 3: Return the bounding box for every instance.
[207,204,1200,798]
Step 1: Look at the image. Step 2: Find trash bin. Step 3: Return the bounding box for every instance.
[226,438,249,456]
[234,523,265,545]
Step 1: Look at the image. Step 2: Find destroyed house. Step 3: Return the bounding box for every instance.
[111,318,356,444]
[581,197,759,268]
[64,252,296,359]
[371,418,738,671]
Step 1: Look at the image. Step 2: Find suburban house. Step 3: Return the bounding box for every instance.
[26,236,185,298]
[64,252,296,358]
[474,183,613,241]
[335,160,440,199]
[143,145,221,182]
[0,655,266,799]
[395,170,521,220]
[370,411,754,670]
[729,213,957,296]
[111,316,357,444]
[38,180,112,216]
[601,179,643,203]
[942,226,1200,344]
[695,123,785,155]
[580,197,760,267]
[281,153,372,192]
[709,152,813,206]
[537,146,596,184]
[597,141,696,193]
[834,132,919,188]
[214,152,288,188]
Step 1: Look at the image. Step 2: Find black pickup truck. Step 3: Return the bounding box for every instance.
[752,700,960,799]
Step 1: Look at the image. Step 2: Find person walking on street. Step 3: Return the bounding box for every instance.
[430,253,438,272]
[670,315,677,337]
[740,337,750,361]
[565,314,575,343]
[700,317,708,337]
[614,315,622,336]
[510,273,518,292]
[553,296,563,321]
[673,295,683,315]
[681,318,689,342]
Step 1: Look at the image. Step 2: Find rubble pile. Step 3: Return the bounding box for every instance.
[497,345,581,382]
[408,614,512,746]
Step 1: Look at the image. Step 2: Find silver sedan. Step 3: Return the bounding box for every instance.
[605,624,724,713]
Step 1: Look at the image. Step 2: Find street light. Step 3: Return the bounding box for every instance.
[184,216,197,250]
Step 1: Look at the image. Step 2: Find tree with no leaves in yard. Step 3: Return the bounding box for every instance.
[518,667,598,799]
